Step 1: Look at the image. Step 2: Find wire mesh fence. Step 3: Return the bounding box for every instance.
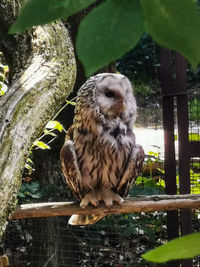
[2,212,167,267]
[1,208,200,267]
[188,86,200,196]
[1,69,200,267]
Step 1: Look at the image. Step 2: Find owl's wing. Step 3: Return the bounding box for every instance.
[60,127,107,225]
[116,144,144,196]
[60,126,82,200]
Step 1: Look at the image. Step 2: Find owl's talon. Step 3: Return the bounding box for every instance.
[104,198,113,208]
[80,199,89,209]
[80,191,99,208]
[101,189,124,207]
[113,194,124,205]
[91,200,99,207]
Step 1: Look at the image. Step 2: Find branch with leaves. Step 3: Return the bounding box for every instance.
[9,0,200,76]
[24,97,76,173]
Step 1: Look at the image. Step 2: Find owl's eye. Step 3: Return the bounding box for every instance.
[105,91,116,98]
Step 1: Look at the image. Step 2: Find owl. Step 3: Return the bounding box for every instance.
[60,73,144,225]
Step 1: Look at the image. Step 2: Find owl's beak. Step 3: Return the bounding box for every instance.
[114,99,125,113]
[121,100,125,111]
[118,99,125,110]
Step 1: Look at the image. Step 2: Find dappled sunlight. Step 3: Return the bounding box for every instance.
[134,127,164,158]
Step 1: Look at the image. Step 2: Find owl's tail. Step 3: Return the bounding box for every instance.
[68,214,105,225]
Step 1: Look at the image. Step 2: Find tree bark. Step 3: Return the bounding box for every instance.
[0,0,76,239]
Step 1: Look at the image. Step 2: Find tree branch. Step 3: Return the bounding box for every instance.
[12,194,200,220]
[0,0,76,238]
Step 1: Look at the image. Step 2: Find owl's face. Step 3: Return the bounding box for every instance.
[74,73,137,133]
[95,74,137,121]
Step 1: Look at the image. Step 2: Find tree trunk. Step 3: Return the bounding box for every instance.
[28,5,115,264]
[0,0,76,239]
[26,11,89,267]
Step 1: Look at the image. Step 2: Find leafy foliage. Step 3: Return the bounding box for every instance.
[20,98,77,202]
[18,181,42,203]
[189,98,200,123]
[9,0,96,33]
[142,233,200,263]
[141,0,200,68]
[9,0,200,75]
[33,140,51,150]
[24,98,77,173]
[35,120,66,145]
[24,119,65,172]
[0,62,9,96]
[76,0,145,76]
[45,120,65,133]
[144,150,164,177]
[133,177,165,196]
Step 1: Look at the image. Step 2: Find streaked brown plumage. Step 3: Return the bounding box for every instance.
[60,73,144,225]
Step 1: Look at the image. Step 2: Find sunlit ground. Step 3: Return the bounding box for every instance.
[134,127,165,158]
[135,126,200,160]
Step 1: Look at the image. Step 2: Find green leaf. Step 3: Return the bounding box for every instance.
[0,82,8,95]
[25,163,33,171]
[0,63,7,69]
[18,192,26,198]
[30,182,40,191]
[25,183,32,191]
[9,0,96,34]
[27,158,34,164]
[141,0,200,68]
[157,168,165,174]
[76,0,145,76]
[45,120,64,132]
[66,100,76,106]
[142,233,200,263]
[43,129,57,137]
[20,184,26,192]
[3,65,9,73]
[33,140,50,150]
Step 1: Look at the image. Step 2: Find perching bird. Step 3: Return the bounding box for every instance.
[60,73,144,225]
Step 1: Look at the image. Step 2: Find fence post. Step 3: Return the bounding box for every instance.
[175,53,193,267]
[160,48,180,267]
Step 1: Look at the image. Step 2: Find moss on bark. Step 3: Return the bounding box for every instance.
[0,0,76,239]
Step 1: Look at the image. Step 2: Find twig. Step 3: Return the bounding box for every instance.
[11,194,200,220]
[43,250,57,267]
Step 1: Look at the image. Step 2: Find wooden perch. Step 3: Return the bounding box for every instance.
[12,194,200,220]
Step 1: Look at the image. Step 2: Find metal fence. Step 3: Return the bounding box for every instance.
[1,48,200,267]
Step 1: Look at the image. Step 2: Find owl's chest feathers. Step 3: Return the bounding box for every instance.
[75,120,134,153]
[73,121,134,190]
